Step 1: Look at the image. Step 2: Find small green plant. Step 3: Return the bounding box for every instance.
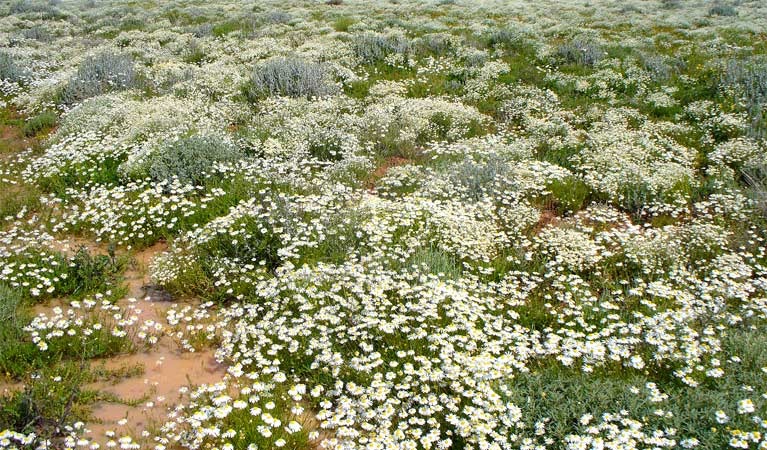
[0,285,39,378]
[333,16,355,32]
[0,362,96,435]
[548,176,591,214]
[0,184,41,222]
[405,246,462,280]
[59,246,124,297]
[22,111,57,137]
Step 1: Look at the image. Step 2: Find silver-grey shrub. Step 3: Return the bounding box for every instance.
[448,156,510,201]
[416,33,456,56]
[60,51,137,105]
[556,38,604,67]
[485,28,527,51]
[244,57,338,101]
[641,54,684,82]
[0,52,24,82]
[21,26,53,42]
[709,4,738,16]
[266,11,291,24]
[742,163,767,218]
[721,59,767,137]
[352,33,411,65]
[145,135,244,185]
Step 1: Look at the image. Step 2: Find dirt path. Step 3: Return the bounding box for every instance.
[49,240,228,446]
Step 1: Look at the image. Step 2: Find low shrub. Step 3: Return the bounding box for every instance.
[266,11,291,24]
[22,111,57,137]
[0,52,25,82]
[485,28,527,51]
[59,51,137,105]
[144,135,243,185]
[742,163,767,218]
[709,4,738,17]
[556,38,604,67]
[548,176,591,214]
[0,285,38,378]
[448,157,509,201]
[20,26,52,42]
[720,59,767,137]
[243,57,338,101]
[0,362,97,435]
[352,32,411,65]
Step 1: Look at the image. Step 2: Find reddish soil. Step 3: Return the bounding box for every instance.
[366,156,413,191]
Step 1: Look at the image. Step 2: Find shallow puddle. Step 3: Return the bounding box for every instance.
[85,346,225,443]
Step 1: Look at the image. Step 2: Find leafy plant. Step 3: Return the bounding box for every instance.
[22,111,57,137]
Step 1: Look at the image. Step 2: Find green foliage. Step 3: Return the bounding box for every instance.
[333,16,355,32]
[0,184,41,222]
[547,176,591,214]
[535,142,581,171]
[0,362,99,435]
[404,246,462,280]
[22,111,57,137]
[182,40,208,65]
[0,280,129,380]
[0,285,38,379]
[192,384,309,450]
[59,246,125,298]
[5,246,125,302]
[503,328,767,448]
[211,19,253,37]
